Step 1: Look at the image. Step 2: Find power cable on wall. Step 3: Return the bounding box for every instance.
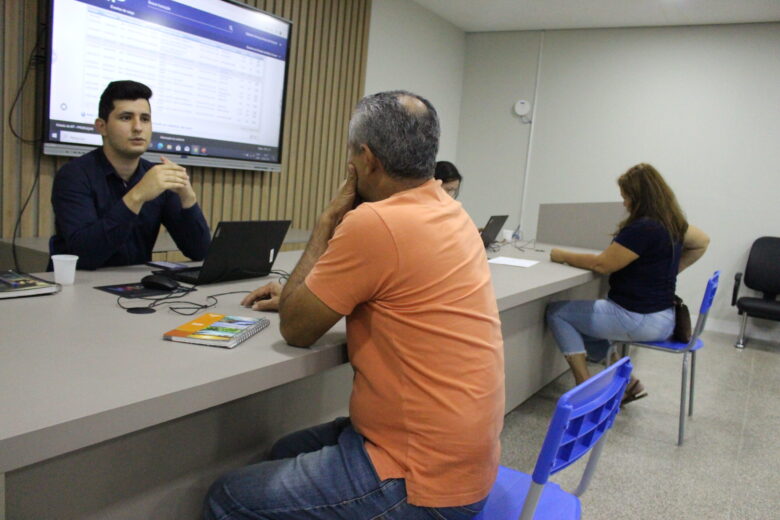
[8,23,47,273]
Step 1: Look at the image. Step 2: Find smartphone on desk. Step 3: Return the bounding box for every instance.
[146,260,188,271]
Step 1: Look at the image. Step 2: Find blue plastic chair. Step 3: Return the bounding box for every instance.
[613,271,719,446]
[474,358,633,520]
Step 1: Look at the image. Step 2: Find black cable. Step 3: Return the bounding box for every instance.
[164,291,252,316]
[487,241,502,253]
[117,289,252,316]
[191,268,291,286]
[11,146,42,273]
[160,290,253,315]
[7,23,46,144]
[116,286,197,311]
[9,23,47,272]
[270,269,290,284]
[512,239,546,253]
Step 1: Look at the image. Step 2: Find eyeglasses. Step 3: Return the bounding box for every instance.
[444,186,460,199]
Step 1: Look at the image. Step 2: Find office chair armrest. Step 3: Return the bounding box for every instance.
[731,272,743,306]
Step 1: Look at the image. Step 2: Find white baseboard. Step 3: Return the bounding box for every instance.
[701,315,780,344]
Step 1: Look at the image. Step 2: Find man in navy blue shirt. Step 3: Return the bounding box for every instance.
[51,80,210,270]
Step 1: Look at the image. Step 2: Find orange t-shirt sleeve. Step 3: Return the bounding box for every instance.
[306,205,397,315]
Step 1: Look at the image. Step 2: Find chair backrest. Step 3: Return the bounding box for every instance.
[531,357,632,485]
[692,271,720,340]
[744,237,780,299]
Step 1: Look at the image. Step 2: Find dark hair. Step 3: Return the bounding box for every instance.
[434,161,462,183]
[348,90,439,179]
[616,163,688,242]
[98,80,153,120]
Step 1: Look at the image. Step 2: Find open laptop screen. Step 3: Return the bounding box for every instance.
[161,220,291,285]
[480,215,508,248]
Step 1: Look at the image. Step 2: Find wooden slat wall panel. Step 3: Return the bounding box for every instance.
[317,1,336,213]
[2,0,22,239]
[20,3,39,238]
[1,0,371,259]
[327,0,350,204]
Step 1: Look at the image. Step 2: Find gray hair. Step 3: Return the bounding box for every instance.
[348,90,440,179]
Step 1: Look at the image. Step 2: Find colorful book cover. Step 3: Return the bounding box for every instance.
[0,270,60,299]
[163,313,270,348]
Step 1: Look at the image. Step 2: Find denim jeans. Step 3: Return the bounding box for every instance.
[546,299,674,361]
[203,417,487,520]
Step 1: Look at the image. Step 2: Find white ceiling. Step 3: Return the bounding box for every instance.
[411,0,780,32]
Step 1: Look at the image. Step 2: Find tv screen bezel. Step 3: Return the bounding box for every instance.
[42,0,292,172]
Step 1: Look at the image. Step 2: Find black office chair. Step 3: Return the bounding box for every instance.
[732,236,780,349]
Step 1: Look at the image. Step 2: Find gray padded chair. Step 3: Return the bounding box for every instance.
[732,236,780,349]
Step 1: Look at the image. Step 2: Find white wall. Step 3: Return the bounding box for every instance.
[364,0,466,160]
[456,31,541,229]
[459,23,780,338]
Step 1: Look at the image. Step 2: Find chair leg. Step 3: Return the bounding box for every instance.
[519,482,544,520]
[678,352,689,446]
[574,433,609,497]
[688,351,696,417]
[735,314,748,349]
[605,344,615,367]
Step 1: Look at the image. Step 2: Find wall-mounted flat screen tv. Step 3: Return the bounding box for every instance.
[44,0,292,171]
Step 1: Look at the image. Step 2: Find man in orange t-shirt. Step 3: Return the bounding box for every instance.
[204,91,504,520]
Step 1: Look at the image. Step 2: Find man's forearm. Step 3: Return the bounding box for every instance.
[176,188,197,209]
[122,190,145,214]
[164,203,210,261]
[279,213,339,310]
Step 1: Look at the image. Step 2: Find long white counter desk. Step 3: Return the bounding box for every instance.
[0,243,603,519]
[0,229,313,272]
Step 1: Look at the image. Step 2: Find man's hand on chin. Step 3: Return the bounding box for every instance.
[322,165,358,226]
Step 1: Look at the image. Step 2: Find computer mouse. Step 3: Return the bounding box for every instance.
[141,274,180,291]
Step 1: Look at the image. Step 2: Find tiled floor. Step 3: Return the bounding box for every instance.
[500,331,780,519]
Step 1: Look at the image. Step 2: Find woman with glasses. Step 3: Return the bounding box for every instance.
[435,161,462,199]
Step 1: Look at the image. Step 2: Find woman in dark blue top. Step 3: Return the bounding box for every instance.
[546,163,709,404]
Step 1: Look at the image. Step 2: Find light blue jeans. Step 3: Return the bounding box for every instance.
[203,417,487,520]
[546,299,674,361]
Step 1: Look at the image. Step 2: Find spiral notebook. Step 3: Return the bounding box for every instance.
[163,313,270,349]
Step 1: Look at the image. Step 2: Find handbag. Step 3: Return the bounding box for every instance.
[673,295,692,343]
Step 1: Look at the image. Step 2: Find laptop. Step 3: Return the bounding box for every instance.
[479,215,508,248]
[157,220,291,285]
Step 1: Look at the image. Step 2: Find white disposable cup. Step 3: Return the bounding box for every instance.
[51,254,78,285]
[502,229,514,242]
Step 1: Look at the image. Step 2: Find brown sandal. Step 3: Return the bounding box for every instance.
[621,379,648,407]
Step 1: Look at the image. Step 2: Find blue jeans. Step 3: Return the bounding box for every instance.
[546,299,674,361]
[203,417,487,519]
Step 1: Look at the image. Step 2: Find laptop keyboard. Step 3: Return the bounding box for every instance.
[172,269,200,284]
[154,268,200,284]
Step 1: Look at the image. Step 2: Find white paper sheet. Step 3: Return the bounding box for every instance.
[488,256,539,268]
